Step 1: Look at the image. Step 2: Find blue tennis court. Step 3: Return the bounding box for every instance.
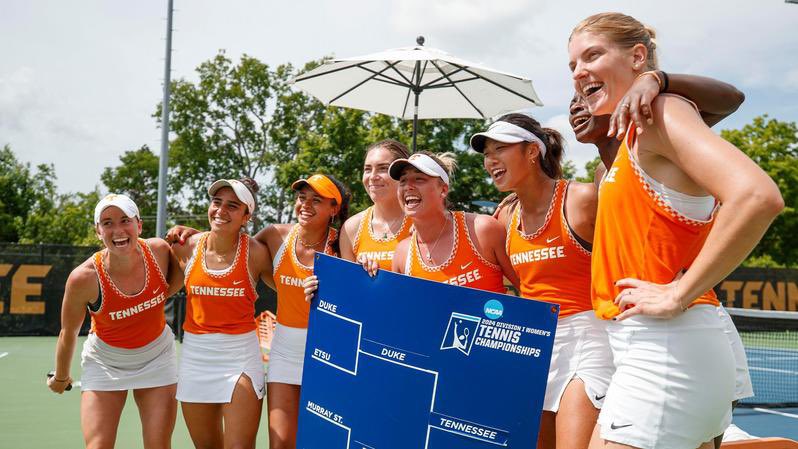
[728,308,798,443]
[733,407,798,441]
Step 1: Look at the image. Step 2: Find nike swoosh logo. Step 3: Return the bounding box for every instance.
[460,261,473,270]
[233,280,244,285]
[594,394,606,401]
[546,236,560,244]
[610,422,633,430]
[152,289,162,295]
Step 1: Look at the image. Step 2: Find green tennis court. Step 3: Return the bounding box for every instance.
[0,336,270,449]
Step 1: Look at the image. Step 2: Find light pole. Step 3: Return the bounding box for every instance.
[156,0,174,238]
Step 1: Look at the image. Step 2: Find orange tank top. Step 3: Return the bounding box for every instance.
[591,126,720,320]
[183,232,258,334]
[507,179,592,318]
[352,206,412,270]
[273,225,338,328]
[90,239,168,349]
[407,211,505,293]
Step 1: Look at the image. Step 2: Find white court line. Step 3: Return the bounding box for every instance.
[753,408,798,419]
[749,366,798,375]
[0,352,8,359]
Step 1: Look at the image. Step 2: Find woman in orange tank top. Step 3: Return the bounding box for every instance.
[568,66,753,449]
[48,194,183,449]
[386,151,518,292]
[472,114,610,449]
[256,173,350,449]
[569,12,783,449]
[170,177,274,449]
[339,139,413,270]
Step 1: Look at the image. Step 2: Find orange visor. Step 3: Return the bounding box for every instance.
[291,174,342,205]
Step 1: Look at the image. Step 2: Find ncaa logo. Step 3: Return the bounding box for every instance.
[484,299,503,320]
[440,312,481,356]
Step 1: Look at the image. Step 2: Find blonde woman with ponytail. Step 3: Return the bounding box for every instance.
[381,151,518,292]
[472,113,612,449]
[569,12,783,449]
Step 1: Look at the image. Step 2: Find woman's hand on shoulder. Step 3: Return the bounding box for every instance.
[165,225,199,245]
[608,71,662,139]
[169,232,201,266]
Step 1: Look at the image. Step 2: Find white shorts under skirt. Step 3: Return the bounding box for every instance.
[598,305,735,449]
[266,323,307,385]
[717,306,754,401]
[80,326,177,391]
[177,331,265,403]
[543,311,613,412]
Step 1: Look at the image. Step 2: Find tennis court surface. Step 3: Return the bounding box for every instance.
[0,336,270,449]
[727,308,798,444]
[1,307,795,448]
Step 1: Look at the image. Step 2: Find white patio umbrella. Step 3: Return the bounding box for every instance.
[291,36,543,151]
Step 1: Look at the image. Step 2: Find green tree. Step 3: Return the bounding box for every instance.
[17,190,101,246]
[721,115,798,267]
[160,52,326,227]
[100,145,160,236]
[0,145,37,241]
[577,156,602,183]
[562,160,577,180]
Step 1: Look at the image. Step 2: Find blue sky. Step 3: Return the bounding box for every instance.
[2,0,797,194]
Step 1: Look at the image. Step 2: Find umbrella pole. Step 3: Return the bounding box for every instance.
[412,90,419,153]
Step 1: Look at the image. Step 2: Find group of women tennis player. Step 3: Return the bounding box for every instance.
[47,12,783,449]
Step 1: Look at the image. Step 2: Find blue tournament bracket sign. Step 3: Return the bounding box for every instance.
[297,254,559,449]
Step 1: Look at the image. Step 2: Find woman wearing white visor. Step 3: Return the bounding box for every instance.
[48,193,183,449]
[170,177,274,449]
[472,115,613,449]
[375,151,518,292]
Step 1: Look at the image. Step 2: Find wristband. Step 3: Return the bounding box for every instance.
[54,377,70,383]
[660,70,669,93]
[636,71,663,92]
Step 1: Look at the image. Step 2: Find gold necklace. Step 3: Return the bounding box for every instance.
[418,213,450,262]
[298,230,327,248]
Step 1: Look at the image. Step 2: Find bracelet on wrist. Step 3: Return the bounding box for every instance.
[636,70,663,92]
[659,70,669,93]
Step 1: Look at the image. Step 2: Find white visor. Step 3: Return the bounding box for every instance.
[94,194,140,224]
[388,153,450,186]
[470,120,547,158]
[207,179,257,214]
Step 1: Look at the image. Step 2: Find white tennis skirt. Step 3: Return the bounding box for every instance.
[80,326,178,391]
[598,305,735,449]
[717,306,754,401]
[543,311,614,412]
[177,330,265,403]
[266,323,308,385]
